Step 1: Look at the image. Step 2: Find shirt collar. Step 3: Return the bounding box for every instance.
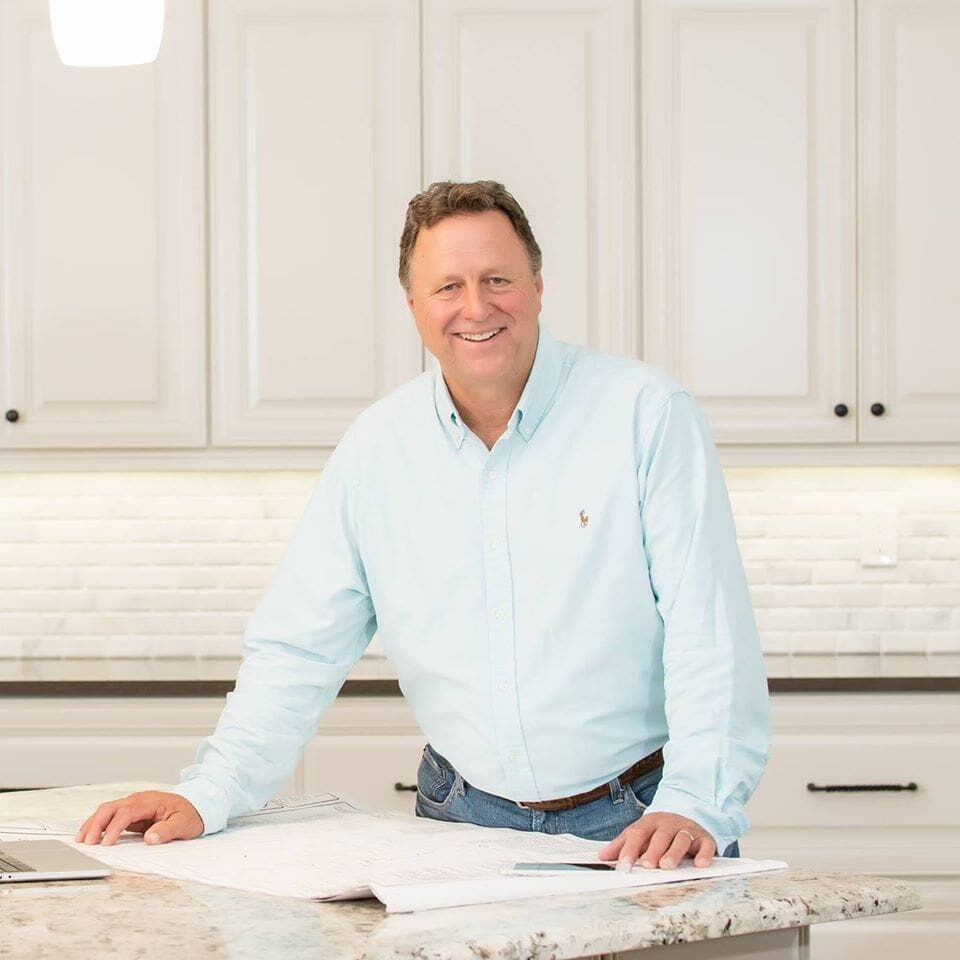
[434,368,467,448]
[432,324,563,448]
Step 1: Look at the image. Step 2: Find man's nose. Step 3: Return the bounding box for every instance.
[461,283,491,322]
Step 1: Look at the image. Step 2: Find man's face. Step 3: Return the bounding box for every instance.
[405,210,543,395]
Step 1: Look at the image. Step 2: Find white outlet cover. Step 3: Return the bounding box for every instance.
[860,511,898,568]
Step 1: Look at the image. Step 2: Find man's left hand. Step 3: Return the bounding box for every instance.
[599,812,715,870]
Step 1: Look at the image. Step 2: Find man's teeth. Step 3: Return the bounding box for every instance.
[459,329,501,342]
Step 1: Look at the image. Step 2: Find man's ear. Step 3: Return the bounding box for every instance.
[534,272,543,295]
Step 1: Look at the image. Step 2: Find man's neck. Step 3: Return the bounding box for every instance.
[445,377,524,450]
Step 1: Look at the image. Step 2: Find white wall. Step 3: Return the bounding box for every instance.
[0,467,957,676]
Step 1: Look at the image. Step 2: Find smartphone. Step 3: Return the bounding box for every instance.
[510,861,617,874]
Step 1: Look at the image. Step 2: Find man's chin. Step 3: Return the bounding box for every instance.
[446,362,515,388]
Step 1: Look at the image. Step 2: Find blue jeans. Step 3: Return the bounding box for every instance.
[415,744,740,856]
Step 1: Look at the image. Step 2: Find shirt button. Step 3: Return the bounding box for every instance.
[488,538,500,552]
[507,751,519,763]
[493,608,507,622]
[497,678,510,692]
[487,469,498,480]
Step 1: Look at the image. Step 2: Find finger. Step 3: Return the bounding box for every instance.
[100,798,167,846]
[599,820,649,862]
[598,832,627,862]
[143,809,201,846]
[692,834,717,868]
[615,823,656,870]
[639,826,675,869]
[76,800,123,844]
[658,830,694,870]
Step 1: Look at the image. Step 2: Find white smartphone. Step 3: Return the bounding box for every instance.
[509,861,618,875]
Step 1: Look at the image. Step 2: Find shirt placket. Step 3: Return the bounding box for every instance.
[479,435,539,800]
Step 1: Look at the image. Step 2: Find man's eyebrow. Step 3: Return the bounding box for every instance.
[436,267,513,282]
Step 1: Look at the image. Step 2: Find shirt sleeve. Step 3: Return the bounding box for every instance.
[173,434,376,835]
[635,391,771,854]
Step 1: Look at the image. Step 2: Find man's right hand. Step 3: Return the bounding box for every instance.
[75,791,203,846]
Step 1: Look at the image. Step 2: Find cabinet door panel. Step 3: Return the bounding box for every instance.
[210,0,422,447]
[642,0,855,443]
[0,698,302,798]
[859,0,960,442]
[0,0,205,448]
[423,0,637,355]
[302,735,425,815]
[810,878,960,960]
[302,696,425,814]
[3,735,211,789]
[1,737,301,798]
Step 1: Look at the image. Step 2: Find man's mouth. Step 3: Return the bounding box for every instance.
[455,328,504,342]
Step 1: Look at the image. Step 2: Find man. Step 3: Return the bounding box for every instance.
[77,181,770,872]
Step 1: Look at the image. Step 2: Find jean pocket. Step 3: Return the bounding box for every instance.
[622,766,663,815]
[416,746,458,810]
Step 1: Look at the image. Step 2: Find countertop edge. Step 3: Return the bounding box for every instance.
[0,677,958,696]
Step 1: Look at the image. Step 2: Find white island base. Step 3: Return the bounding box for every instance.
[609,928,806,958]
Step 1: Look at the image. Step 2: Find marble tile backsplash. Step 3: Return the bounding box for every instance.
[0,467,957,677]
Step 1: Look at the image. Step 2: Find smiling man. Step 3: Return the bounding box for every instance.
[77,181,770,872]
[403,199,543,450]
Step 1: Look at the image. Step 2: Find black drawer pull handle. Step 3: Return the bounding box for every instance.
[394,782,417,792]
[807,782,918,793]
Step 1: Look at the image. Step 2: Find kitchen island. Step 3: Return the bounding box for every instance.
[0,783,918,960]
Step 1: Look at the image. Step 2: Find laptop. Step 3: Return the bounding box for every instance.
[0,840,113,883]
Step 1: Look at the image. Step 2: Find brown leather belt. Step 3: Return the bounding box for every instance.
[519,748,664,812]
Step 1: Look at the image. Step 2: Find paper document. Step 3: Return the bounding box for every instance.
[0,796,786,913]
[0,792,351,839]
[370,857,788,914]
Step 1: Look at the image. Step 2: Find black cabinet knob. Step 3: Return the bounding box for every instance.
[870,402,886,417]
[4,409,18,423]
[833,403,849,418]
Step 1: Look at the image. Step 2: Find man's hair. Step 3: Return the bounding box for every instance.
[398,180,542,290]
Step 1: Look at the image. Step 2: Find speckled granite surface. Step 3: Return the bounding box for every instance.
[0,784,919,960]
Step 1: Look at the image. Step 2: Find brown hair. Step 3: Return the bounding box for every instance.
[398,180,542,290]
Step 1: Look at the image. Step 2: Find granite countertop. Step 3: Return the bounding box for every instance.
[0,657,957,695]
[0,784,920,960]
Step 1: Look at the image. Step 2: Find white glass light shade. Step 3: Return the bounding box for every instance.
[49,0,165,67]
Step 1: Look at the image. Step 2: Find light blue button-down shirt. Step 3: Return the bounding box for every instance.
[176,326,770,853]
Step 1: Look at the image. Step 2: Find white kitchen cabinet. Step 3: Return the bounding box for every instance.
[423,0,638,356]
[302,695,425,815]
[0,0,206,449]
[642,0,960,446]
[2,0,957,463]
[741,693,960,960]
[641,0,857,444]
[0,697,300,792]
[0,695,424,816]
[858,0,960,443]
[208,0,423,448]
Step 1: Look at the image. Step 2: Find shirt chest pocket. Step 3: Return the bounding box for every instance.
[509,467,644,598]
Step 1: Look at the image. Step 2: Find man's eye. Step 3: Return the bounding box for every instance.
[438,283,458,294]
[488,277,508,286]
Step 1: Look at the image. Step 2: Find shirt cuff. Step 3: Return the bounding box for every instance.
[171,778,233,837]
[642,784,746,857]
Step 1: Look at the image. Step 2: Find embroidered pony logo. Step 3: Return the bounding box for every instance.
[579,510,589,528]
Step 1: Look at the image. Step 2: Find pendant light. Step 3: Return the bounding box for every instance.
[49,0,165,67]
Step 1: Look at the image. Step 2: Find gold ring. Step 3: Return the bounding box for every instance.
[677,828,698,844]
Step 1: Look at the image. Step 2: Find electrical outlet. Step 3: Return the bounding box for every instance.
[860,511,898,568]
